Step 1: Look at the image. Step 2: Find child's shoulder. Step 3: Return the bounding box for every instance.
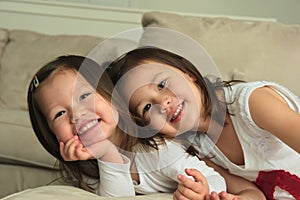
[225,80,300,119]
[228,81,298,100]
[224,81,286,114]
[226,81,283,98]
[230,80,277,90]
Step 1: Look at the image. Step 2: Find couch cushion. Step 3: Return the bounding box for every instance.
[0,28,8,62]
[142,11,300,96]
[2,185,172,200]
[0,108,57,168]
[0,30,104,110]
[0,164,63,198]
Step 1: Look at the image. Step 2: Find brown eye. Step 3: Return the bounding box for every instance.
[158,80,166,90]
[54,111,66,120]
[143,104,151,114]
[79,93,91,101]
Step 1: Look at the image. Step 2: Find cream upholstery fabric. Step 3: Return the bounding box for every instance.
[0,164,62,198]
[0,108,57,168]
[2,186,172,200]
[0,29,8,61]
[0,30,103,109]
[142,11,300,96]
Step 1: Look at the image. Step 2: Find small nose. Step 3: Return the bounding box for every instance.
[70,106,87,123]
[160,95,172,113]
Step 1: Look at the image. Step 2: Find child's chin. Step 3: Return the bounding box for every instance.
[82,137,106,147]
[78,129,107,147]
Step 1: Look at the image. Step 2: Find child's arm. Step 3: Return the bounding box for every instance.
[174,168,238,200]
[161,141,226,194]
[249,86,300,153]
[97,155,136,196]
[60,135,135,197]
[173,159,266,200]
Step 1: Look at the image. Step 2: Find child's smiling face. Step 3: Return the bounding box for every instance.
[116,61,204,137]
[35,69,119,147]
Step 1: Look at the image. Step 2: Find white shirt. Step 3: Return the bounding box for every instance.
[91,141,226,196]
[92,155,135,196]
[133,140,226,194]
[192,81,300,200]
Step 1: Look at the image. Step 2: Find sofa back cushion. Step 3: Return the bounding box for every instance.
[142,12,300,96]
[0,108,58,168]
[0,30,104,110]
[0,29,8,61]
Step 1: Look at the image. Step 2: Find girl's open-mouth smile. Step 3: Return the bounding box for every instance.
[170,101,185,122]
[77,118,101,136]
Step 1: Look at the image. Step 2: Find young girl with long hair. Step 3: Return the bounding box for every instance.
[107,47,300,200]
[27,55,138,196]
[27,55,228,199]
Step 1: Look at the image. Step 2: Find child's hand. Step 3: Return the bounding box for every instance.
[59,135,93,161]
[83,139,124,163]
[173,168,210,200]
[75,127,124,163]
[60,135,123,163]
[205,191,239,200]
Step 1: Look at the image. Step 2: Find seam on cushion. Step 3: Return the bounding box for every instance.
[0,28,9,58]
[0,155,58,169]
[0,188,33,200]
[0,120,31,128]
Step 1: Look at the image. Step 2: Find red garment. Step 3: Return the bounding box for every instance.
[256,170,300,200]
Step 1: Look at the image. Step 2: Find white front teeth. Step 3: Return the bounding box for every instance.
[78,119,99,135]
[171,102,183,120]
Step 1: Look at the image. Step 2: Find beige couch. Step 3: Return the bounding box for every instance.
[1,11,300,200]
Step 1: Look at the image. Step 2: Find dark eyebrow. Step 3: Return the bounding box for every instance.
[131,87,149,116]
[131,71,164,115]
[152,72,164,83]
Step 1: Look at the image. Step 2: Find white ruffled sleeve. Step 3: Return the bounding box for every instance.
[96,155,135,197]
[159,141,226,193]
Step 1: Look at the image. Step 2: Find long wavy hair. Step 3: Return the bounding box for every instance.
[27,55,138,191]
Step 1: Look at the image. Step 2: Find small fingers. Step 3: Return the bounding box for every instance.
[173,188,189,200]
[176,183,208,200]
[177,173,196,187]
[207,191,234,200]
[59,141,76,161]
[60,136,87,161]
[207,191,220,200]
[177,183,194,197]
[185,168,207,183]
[177,170,209,195]
[218,191,235,200]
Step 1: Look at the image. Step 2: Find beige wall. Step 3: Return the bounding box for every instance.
[134,0,300,24]
[58,0,300,24]
[1,0,299,38]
